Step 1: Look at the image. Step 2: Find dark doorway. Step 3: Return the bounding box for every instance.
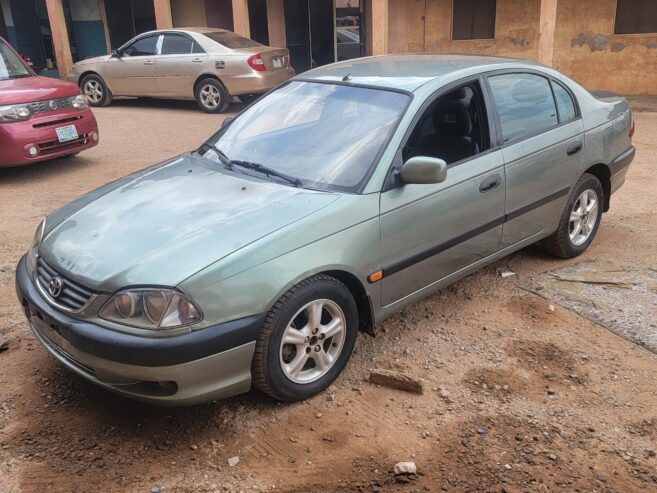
[9,0,46,69]
[283,0,334,73]
[283,0,310,72]
[248,0,268,45]
[105,0,155,49]
[205,0,234,30]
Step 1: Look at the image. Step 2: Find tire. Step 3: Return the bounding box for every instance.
[252,275,358,402]
[239,94,261,105]
[80,74,111,107]
[194,78,229,113]
[540,173,604,258]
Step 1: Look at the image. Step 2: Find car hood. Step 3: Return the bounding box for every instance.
[73,55,110,67]
[0,75,80,105]
[40,153,340,291]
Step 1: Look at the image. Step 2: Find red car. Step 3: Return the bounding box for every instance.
[0,37,98,167]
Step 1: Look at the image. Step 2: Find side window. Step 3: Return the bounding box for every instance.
[403,81,490,165]
[123,36,158,57]
[488,73,558,143]
[551,81,577,123]
[192,41,205,54]
[161,34,194,55]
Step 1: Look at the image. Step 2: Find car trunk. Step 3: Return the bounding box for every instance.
[235,47,291,71]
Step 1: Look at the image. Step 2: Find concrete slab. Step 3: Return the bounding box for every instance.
[524,261,657,353]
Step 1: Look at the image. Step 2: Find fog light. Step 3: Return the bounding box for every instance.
[28,146,39,157]
[92,131,98,142]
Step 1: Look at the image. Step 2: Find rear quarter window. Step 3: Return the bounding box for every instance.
[488,73,559,143]
[551,81,577,123]
[202,31,262,49]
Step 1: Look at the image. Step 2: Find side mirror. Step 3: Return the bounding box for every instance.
[111,49,121,58]
[221,116,234,128]
[399,156,447,185]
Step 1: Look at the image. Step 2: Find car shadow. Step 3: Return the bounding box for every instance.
[0,154,93,185]
[108,97,243,115]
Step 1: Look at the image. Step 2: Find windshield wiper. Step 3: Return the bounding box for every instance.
[230,160,303,187]
[200,143,302,187]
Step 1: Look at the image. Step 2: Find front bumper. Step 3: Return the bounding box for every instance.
[15,256,262,405]
[0,108,98,167]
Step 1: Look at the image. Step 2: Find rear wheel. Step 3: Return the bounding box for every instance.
[540,173,604,258]
[252,275,358,402]
[81,74,111,107]
[194,78,229,113]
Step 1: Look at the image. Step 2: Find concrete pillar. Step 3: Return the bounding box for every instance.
[266,0,285,47]
[44,0,73,78]
[97,0,112,53]
[537,0,557,66]
[153,0,173,29]
[232,0,250,37]
[371,0,388,56]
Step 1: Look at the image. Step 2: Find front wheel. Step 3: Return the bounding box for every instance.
[540,173,604,258]
[194,78,229,113]
[81,74,111,107]
[252,275,358,402]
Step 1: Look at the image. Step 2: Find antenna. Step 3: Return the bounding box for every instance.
[342,73,351,82]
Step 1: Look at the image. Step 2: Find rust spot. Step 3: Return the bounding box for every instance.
[507,37,529,47]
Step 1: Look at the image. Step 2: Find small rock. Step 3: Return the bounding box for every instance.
[227,456,239,467]
[370,369,424,394]
[316,412,323,418]
[548,304,556,312]
[151,487,161,493]
[476,428,486,436]
[190,444,198,450]
[504,464,512,470]
[394,461,417,475]
[548,453,557,461]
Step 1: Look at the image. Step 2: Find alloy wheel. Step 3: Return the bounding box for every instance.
[569,188,599,246]
[83,80,103,104]
[279,299,346,384]
[199,84,221,109]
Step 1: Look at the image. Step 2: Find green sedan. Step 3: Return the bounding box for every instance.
[16,54,635,405]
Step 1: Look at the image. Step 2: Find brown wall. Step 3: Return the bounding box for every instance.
[552,0,657,94]
[388,0,541,59]
[171,0,207,27]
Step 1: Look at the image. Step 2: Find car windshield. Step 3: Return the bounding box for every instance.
[203,81,409,192]
[202,31,262,49]
[0,40,31,81]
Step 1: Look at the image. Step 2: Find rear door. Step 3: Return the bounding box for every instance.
[486,72,584,248]
[155,33,207,96]
[106,34,160,96]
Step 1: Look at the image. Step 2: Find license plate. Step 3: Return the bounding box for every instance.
[273,57,282,68]
[55,124,78,143]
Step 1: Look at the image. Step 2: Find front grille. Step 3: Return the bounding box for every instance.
[36,257,95,311]
[37,133,91,155]
[28,95,76,115]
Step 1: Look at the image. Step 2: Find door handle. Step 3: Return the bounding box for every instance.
[143,60,155,65]
[192,57,204,63]
[567,141,583,156]
[479,174,501,193]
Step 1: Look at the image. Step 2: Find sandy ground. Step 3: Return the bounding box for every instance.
[0,98,656,493]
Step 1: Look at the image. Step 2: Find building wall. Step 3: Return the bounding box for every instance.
[553,0,657,94]
[171,0,207,27]
[68,0,106,59]
[388,0,541,59]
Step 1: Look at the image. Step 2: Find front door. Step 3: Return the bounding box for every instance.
[486,72,584,248]
[379,80,506,306]
[106,34,159,96]
[155,33,207,96]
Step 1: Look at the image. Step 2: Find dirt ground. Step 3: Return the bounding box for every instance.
[1,98,656,493]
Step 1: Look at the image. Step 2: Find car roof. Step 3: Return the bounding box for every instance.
[298,54,538,92]
[161,27,231,35]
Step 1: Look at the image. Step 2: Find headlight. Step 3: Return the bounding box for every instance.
[99,288,202,330]
[27,220,45,273]
[0,104,31,123]
[71,94,87,109]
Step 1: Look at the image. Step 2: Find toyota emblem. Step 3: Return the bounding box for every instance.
[49,277,63,298]
[49,100,58,110]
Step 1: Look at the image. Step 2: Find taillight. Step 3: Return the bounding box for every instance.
[629,114,635,138]
[247,53,266,72]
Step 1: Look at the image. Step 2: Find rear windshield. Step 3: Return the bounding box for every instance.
[0,40,31,81]
[202,31,262,49]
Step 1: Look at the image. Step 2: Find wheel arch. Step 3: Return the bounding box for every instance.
[193,74,228,96]
[321,270,375,336]
[583,163,611,212]
[78,71,113,97]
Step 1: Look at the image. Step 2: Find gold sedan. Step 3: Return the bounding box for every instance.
[67,28,295,113]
